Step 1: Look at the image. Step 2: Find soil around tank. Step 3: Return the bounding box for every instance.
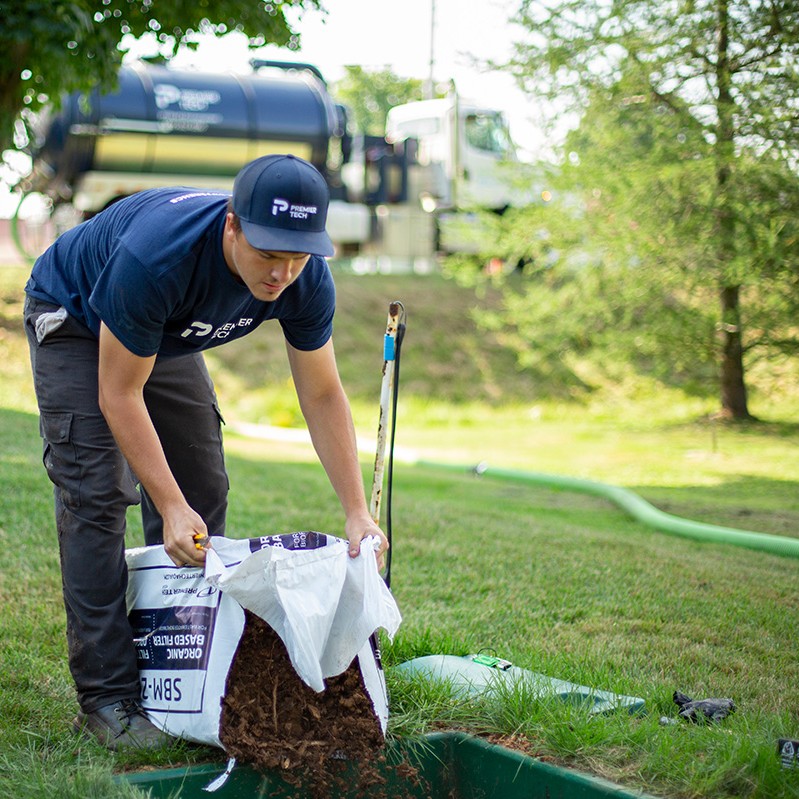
[220,610,417,797]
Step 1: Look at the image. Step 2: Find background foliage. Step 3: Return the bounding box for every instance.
[458,0,799,419]
[0,0,323,153]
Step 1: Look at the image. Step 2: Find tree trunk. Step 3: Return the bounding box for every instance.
[0,69,23,154]
[718,285,751,419]
[0,41,29,153]
[714,0,751,420]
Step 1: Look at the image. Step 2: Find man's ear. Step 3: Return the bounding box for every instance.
[223,213,236,237]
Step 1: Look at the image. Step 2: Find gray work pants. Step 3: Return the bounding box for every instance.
[23,296,228,713]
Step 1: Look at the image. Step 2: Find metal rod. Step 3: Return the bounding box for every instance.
[369,301,402,525]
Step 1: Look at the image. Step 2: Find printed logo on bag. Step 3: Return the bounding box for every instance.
[131,605,221,714]
[249,532,328,552]
[131,606,215,671]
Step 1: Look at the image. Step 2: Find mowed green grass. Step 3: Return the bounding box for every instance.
[1,263,798,798]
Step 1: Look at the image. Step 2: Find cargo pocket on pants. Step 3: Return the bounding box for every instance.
[40,410,81,509]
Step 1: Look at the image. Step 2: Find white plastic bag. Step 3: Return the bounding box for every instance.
[204,535,402,693]
[125,533,401,747]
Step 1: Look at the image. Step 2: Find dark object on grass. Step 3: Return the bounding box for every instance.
[673,690,735,722]
[778,738,799,769]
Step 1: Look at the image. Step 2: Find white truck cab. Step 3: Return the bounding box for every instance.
[386,96,517,211]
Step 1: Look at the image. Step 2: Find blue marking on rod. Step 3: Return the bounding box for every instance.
[384,335,396,361]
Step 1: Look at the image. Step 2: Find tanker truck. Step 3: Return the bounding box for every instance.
[21,60,519,270]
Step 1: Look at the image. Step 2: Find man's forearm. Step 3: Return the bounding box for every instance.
[97,322,208,566]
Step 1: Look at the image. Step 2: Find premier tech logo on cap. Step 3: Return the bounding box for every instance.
[233,154,334,257]
[271,198,319,220]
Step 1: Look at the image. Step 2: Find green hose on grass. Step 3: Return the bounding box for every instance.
[419,460,799,559]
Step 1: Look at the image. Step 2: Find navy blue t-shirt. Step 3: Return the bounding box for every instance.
[25,187,335,357]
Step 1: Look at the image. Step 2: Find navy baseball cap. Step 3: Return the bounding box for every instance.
[232,154,334,257]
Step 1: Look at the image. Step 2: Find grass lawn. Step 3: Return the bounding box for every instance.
[1,263,798,798]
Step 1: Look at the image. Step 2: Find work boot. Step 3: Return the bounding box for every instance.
[73,698,174,751]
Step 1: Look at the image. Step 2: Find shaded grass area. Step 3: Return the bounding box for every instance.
[635,477,799,538]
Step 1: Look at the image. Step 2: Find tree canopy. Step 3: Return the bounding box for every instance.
[0,0,323,155]
[467,0,799,419]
